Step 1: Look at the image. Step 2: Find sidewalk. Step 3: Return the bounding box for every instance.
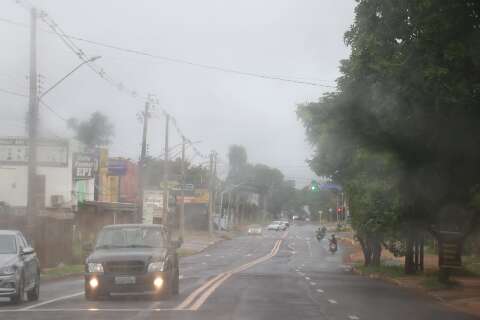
[340,232,480,317]
[178,230,232,256]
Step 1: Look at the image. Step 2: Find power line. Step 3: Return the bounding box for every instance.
[39,100,68,122]
[0,87,27,97]
[0,16,336,88]
[13,3,213,161]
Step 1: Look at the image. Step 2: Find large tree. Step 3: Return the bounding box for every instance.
[68,112,114,148]
[299,0,480,271]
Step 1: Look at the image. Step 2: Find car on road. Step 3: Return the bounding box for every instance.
[275,220,290,228]
[273,221,289,230]
[0,230,40,304]
[266,222,286,231]
[84,224,182,300]
[247,225,262,235]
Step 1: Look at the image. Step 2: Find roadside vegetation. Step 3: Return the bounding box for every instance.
[298,0,480,277]
[41,264,84,280]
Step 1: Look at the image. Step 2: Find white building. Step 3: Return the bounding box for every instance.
[0,137,95,213]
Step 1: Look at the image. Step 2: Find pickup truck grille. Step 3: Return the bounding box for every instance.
[104,261,145,274]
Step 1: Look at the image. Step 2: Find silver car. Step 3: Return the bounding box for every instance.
[0,230,40,304]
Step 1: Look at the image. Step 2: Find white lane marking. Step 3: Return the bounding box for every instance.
[291,251,296,255]
[306,240,313,257]
[305,277,310,280]
[301,264,305,267]
[204,254,211,257]
[245,253,252,257]
[316,289,324,293]
[310,282,316,286]
[21,292,84,310]
[328,299,337,304]
[348,315,360,320]
[0,308,187,313]
[179,275,184,279]
[202,262,207,265]
[220,256,225,258]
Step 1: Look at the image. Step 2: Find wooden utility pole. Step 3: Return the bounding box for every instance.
[179,136,186,239]
[163,114,170,233]
[26,7,38,241]
[208,152,214,236]
[137,98,150,223]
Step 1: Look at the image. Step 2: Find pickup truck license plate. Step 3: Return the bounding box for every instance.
[115,276,136,285]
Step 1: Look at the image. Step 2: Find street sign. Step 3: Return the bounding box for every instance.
[319,183,342,191]
[438,231,463,269]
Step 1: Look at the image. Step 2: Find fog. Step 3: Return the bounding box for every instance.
[0,0,355,185]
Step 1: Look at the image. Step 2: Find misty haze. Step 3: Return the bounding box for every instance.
[0,1,479,320]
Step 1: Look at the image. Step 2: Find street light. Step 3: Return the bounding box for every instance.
[39,56,102,99]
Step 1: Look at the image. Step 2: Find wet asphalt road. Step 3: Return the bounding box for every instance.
[0,223,477,320]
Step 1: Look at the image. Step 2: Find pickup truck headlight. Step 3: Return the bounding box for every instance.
[0,265,16,276]
[148,261,165,272]
[87,263,104,273]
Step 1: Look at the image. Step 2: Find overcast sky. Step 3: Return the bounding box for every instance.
[0,0,355,186]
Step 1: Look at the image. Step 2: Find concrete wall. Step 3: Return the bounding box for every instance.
[0,165,28,206]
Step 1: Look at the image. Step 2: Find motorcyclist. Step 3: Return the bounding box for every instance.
[329,234,337,248]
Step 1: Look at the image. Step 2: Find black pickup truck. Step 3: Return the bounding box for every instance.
[84,224,181,300]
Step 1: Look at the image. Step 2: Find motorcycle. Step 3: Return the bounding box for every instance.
[329,241,338,254]
[316,227,327,241]
[315,230,325,241]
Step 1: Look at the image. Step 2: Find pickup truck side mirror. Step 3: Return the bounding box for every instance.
[20,247,35,255]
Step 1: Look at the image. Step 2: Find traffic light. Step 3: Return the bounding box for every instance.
[310,180,319,192]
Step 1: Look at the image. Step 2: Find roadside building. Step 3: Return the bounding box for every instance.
[74,154,139,242]
[0,137,95,267]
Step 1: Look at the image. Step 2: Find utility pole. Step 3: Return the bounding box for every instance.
[26,7,38,241]
[208,152,214,237]
[162,114,170,236]
[137,97,150,223]
[179,136,186,239]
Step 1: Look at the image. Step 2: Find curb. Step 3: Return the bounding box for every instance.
[350,265,448,304]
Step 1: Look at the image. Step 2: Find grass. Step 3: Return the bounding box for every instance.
[421,272,458,290]
[463,256,480,276]
[177,248,198,257]
[355,263,405,278]
[355,263,463,290]
[41,264,84,279]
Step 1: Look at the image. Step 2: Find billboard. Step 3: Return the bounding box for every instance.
[0,137,68,167]
[73,153,97,179]
[143,190,164,224]
[108,158,128,176]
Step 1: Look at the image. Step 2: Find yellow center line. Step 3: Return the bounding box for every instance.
[177,238,283,311]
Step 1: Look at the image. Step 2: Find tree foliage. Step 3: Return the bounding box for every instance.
[68,112,114,148]
[298,0,480,269]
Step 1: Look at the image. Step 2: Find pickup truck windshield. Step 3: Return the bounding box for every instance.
[0,235,17,254]
[96,228,164,249]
